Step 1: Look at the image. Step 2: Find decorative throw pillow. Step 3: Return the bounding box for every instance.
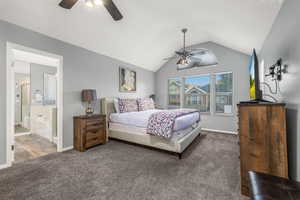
[137,98,155,111]
[118,98,138,113]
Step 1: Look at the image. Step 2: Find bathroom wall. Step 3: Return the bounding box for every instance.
[30,64,57,106]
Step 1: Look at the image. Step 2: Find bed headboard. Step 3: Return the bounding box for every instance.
[101,98,115,141]
[101,98,116,117]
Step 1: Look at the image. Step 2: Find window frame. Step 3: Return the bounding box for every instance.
[167,77,182,108]
[166,71,234,116]
[214,71,234,116]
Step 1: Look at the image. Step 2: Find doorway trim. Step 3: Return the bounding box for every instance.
[6,42,64,167]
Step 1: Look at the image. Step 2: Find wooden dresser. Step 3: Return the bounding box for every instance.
[238,102,288,197]
[74,114,107,152]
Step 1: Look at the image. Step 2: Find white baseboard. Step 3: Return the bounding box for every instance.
[0,163,11,170]
[202,128,237,135]
[61,146,73,152]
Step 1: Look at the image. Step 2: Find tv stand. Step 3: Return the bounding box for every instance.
[238,103,288,196]
[240,99,272,104]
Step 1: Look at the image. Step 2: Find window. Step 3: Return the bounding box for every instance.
[167,72,233,114]
[184,75,210,112]
[168,78,181,106]
[215,72,233,114]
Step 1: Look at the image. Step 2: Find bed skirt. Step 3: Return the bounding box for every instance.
[108,124,202,153]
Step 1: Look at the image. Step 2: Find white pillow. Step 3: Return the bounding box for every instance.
[114,98,120,113]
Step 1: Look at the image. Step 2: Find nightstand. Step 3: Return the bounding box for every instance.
[73,114,107,152]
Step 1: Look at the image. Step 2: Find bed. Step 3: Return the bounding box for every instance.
[101,98,202,158]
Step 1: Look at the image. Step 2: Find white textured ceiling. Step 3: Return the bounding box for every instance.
[0,0,284,71]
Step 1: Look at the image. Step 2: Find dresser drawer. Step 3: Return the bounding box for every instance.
[86,118,105,126]
[86,128,105,140]
[85,136,103,149]
[86,124,105,132]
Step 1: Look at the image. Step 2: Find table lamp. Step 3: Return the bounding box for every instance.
[82,89,97,115]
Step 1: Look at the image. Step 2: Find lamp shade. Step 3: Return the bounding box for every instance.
[82,89,97,102]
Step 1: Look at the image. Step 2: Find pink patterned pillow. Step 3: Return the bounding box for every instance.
[137,98,155,111]
[118,98,138,113]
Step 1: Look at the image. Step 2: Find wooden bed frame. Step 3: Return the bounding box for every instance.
[101,98,202,158]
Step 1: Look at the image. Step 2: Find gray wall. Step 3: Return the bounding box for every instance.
[30,64,57,105]
[260,0,300,181]
[0,20,155,165]
[155,42,250,132]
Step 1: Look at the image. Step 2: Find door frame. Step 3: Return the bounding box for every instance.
[6,42,64,166]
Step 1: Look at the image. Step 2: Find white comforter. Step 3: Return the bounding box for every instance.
[110,109,200,132]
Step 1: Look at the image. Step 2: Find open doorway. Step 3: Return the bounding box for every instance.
[6,43,63,166]
[14,61,58,163]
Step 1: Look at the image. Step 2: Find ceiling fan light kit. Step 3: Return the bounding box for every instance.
[93,0,104,7]
[85,0,103,8]
[59,0,123,21]
[177,57,189,65]
[85,0,94,8]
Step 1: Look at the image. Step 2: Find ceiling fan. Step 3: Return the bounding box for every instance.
[164,28,218,70]
[59,0,123,21]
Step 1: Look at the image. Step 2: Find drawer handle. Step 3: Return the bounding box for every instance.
[88,131,98,134]
[86,126,104,132]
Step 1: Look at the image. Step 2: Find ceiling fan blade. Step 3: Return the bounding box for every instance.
[190,51,207,56]
[175,51,185,56]
[103,0,123,21]
[189,49,209,56]
[59,0,79,9]
[191,48,209,52]
[193,62,219,67]
[189,53,218,66]
[177,62,194,71]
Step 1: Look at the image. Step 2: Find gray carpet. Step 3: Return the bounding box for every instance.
[0,132,249,200]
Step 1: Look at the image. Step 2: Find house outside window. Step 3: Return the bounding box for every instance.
[184,75,210,112]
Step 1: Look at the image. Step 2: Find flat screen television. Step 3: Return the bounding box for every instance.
[249,49,263,101]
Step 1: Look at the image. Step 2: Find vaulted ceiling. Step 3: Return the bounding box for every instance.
[0,0,284,71]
